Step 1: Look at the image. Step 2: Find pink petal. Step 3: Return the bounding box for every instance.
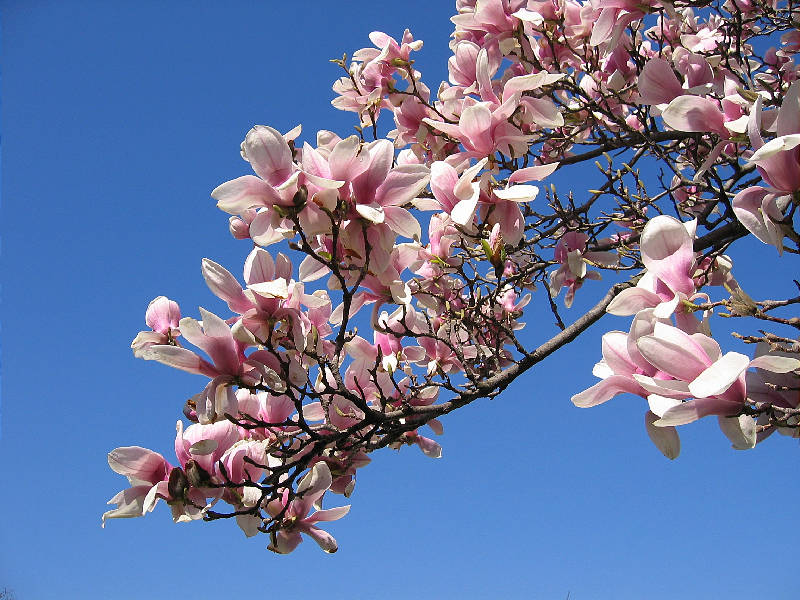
[328,136,368,182]
[430,161,459,211]
[508,163,559,183]
[640,215,695,296]
[384,206,421,240]
[600,331,637,376]
[243,125,294,186]
[638,58,683,105]
[140,345,213,377]
[297,462,333,502]
[107,447,169,481]
[211,176,280,214]
[459,103,493,152]
[662,95,725,135]
[308,505,350,523]
[304,526,339,553]
[571,375,645,407]
[776,80,800,137]
[636,325,709,381]
[606,287,662,316]
[243,248,276,285]
[731,186,781,248]
[201,259,251,314]
[375,164,431,207]
[145,296,181,334]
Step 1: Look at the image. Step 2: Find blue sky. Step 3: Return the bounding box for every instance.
[2,2,798,599]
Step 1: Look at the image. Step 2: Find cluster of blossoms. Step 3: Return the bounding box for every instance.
[107,0,800,553]
[573,215,800,457]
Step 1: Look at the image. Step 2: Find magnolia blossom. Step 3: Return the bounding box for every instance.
[266,463,350,554]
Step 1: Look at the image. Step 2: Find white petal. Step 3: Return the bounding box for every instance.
[493,185,539,202]
[749,134,800,162]
[645,411,681,459]
[749,355,800,373]
[688,352,750,398]
[355,203,385,224]
[248,278,289,299]
[717,415,756,450]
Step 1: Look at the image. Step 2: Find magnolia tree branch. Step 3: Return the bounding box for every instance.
[106,0,800,554]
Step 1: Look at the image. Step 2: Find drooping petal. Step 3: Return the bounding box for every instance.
[268,530,303,554]
[732,186,781,248]
[304,526,339,553]
[718,415,757,450]
[297,462,333,502]
[645,411,680,459]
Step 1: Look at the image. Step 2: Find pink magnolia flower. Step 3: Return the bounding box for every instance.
[549,232,616,307]
[637,323,749,427]
[732,82,800,251]
[747,81,800,192]
[211,125,298,214]
[266,462,350,554]
[103,446,173,525]
[430,158,487,226]
[131,296,181,358]
[606,215,698,319]
[423,97,531,160]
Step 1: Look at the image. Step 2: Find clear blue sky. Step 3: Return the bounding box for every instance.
[2,2,798,599]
